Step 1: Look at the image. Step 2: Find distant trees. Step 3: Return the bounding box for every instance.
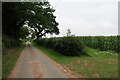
[66,29,75,37]
[66,29,71,36]
[2,1,59,40]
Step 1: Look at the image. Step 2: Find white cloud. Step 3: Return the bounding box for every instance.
[47,0,118,37]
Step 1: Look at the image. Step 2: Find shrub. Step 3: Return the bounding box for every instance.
[56,37,86,56]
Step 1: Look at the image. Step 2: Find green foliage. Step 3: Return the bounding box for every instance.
[35,36,119,54]
[77,36,119,52]
[2,2,59,40]
[117,35,120,52]
[2,34,22,49]
[19,26,30,39]
[2,2,25,39]
[34,37,86,56]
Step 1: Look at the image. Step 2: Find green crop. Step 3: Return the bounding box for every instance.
[77,36,119,52]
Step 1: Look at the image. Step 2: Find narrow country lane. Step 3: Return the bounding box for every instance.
[10,46,68,78]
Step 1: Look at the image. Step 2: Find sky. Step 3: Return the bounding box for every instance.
[46,0,119,37]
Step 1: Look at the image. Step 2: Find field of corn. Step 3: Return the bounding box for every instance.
[35,36,120,56]
[77,36,120,53]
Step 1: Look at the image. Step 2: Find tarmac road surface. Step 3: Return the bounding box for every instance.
[12,46,67,78]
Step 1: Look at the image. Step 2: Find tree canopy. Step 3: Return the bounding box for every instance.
[19,26,30,39]
[2,1,59,40]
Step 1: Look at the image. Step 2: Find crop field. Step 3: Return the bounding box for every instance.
[77,36,120,52]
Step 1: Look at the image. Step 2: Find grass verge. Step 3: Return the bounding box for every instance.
[2,44,25,78]
[34,44,118,78]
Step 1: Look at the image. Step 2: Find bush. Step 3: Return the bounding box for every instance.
[56,37,86,56]
[35,37,86,56]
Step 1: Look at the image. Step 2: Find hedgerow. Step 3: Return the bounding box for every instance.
[2,34,22,55]
[2,34,22,48]
[34,37,86,56]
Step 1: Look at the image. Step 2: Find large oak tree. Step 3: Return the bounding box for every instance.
[2,1,59,39]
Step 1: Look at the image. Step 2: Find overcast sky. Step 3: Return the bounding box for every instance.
[46,0,119,37]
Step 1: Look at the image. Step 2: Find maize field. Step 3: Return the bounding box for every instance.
[77,36,120,52]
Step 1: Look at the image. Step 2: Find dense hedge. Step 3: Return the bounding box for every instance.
[2,35,22,55]
[2,35,22,48]
[77,36,119,52]
[34,37,86,56]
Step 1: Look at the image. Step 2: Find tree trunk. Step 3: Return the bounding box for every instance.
[36,32,40,40]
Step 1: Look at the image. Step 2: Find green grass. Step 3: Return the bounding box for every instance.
[2,44,25,78]
[35,44,118,78]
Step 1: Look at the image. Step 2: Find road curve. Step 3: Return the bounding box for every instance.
[11,46,67,78]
